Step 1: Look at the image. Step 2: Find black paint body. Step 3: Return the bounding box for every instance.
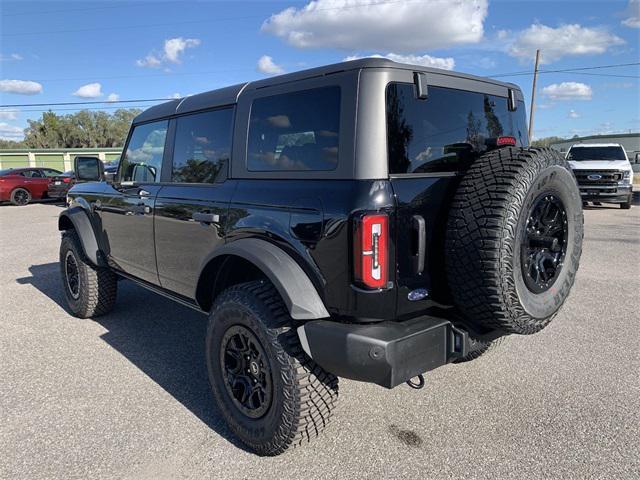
[64,59,527,324]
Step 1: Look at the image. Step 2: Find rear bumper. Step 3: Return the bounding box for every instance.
[298,316,469,389]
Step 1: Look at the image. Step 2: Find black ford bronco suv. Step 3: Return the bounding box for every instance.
[59,59,583,455]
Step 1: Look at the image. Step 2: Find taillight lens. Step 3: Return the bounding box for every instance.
[63,177,72,183]
[354,213,388,289]
[496,136,516,146]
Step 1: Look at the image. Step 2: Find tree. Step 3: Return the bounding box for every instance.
[8,108,142,149]
[530,135,566,147]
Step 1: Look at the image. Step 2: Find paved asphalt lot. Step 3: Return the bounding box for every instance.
[1,200,639,480]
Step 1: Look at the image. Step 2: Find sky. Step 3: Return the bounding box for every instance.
[1,0,639,142]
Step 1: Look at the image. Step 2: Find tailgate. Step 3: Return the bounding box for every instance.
[390,175,459,317]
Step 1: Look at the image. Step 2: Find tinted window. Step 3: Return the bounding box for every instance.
[247,86,341,171]
[567,146,626,161]
[23,170,43,178]
[386,83,529,174]
[172,108,233,183]
[120,120,168,182]
[41,169,62,177]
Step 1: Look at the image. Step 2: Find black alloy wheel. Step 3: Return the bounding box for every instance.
[520,194,568,294]
[220,325,273,419]
[64,250,80,299]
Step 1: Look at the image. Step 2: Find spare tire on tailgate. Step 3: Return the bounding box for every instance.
[446,147,583,335]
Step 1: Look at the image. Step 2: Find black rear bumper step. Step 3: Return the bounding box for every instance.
[297,316,469,389]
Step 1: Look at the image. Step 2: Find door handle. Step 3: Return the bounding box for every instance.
[192,212,219,224]
[412,215,426,274]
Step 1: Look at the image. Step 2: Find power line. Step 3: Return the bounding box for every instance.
[33,67,255,83]
[1,0,428,37]
[14,105,150,113]
[3,61,638,110]
[491,62,640,78]
[3,3,146,17]
[1,98,170,108]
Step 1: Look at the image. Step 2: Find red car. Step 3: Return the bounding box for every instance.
[0,167,62,205]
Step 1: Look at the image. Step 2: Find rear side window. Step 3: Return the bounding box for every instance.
[172,108,233,183]
[120,120,168,183]
[247,86,341,171]
[386,83,529,174]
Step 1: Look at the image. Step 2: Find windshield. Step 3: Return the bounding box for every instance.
[0,169,18,176]
[567,146,626,161]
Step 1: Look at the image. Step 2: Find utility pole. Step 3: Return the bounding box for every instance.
[528,49,541,144]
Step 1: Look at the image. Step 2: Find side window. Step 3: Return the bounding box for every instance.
[172,108,233,183]
[24,170,43,178]
[120,120,168,183]
[247,86,341,171]
[386,84,529,174]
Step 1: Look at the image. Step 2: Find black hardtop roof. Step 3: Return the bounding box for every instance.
[133,58,520,124]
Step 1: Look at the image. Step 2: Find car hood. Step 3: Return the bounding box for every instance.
[568,160,631,171]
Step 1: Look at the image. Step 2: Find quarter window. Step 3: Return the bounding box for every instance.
[172,108,233,183]
[120,120,168,183]
[386,83,529,174]
[247,86,341,171]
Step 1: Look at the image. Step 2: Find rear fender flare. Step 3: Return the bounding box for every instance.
[205,238,329,320]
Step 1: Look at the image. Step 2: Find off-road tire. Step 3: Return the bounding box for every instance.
[620,196,632,209]
[10,187,31,206]
[446,147,583,335]
[59,230,117,318]
[206,280,338,456]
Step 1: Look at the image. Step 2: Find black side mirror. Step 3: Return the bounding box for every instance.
[74,156,104,182]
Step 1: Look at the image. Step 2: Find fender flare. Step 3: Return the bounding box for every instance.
[58,207,103,266]
[209,238,330,320]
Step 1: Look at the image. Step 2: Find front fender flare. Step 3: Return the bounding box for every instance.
[58,207,103,266]
[209,238,330,320]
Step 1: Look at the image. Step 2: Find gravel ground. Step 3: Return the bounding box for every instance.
[1,201,639,480]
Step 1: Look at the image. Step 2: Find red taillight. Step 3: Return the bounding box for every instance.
[496,136,516,146]
[354,213,388,289]
[63,177,72,183]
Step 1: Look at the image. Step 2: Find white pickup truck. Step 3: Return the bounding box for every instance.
[566,143,634,209]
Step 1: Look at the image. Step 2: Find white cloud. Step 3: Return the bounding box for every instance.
[73,82,102,98]
[257,55,285,75]
[137,37,201,68]
[106,93,120,102]
[542,82,593,101]
[164,38,200,63]
[508,24,625,64]
[262,0,488,52]
[567,109,580,119]
[344,53,455,70]
[0,79,43,95]
[0,109,19,120]
[622,0,640,28]
[136,54,162,68]
[0,122,24,141]
[0,53,23,61]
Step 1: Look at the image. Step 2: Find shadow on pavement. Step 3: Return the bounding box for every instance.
[16,262,248,452]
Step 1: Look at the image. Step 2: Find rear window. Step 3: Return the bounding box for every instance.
[247,86,341,171]
[386,83,528,174]
[567,146,626,161]
[172,108,233,183]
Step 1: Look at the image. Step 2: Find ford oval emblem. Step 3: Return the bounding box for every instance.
[408,288,429,301]
[587,174,602,181]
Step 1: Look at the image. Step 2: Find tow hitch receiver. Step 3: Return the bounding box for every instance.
[298,315,470,389]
